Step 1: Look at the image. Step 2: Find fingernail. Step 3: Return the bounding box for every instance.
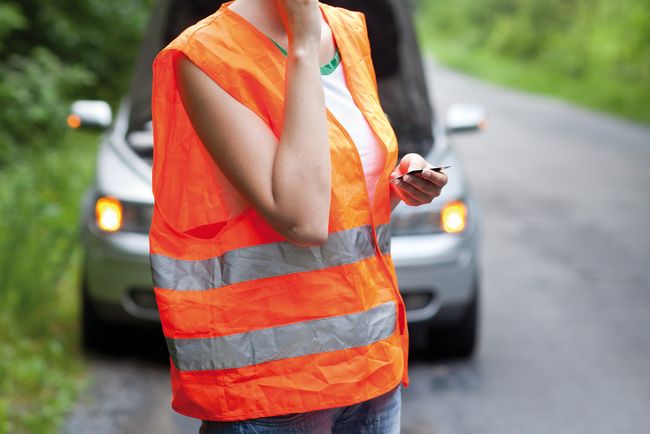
[403,175,410,182]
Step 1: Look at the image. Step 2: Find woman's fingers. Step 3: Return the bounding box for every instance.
[403,173,442,196]
[421,168,448,188]
[274,0,321,45]
[393,178,440,205]
[391,153,450,207]
[390,182,418,206]
[393,170,447,205]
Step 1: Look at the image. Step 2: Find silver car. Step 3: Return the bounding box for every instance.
[75,0,485,358]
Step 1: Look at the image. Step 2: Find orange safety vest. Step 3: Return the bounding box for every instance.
[149,1,409,421]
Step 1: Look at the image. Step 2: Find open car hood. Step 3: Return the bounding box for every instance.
[127,0,434,158]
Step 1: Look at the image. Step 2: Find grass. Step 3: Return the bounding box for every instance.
[417,21,650,125]
[0,130,98,434]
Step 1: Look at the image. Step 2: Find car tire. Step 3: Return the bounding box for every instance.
[429,275,480,359]
[81,276,113,352]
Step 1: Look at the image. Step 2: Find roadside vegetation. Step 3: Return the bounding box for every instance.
[0,132,96,433]
[416,0,650,124]
[0,0,153,164]
[0,1,153,433]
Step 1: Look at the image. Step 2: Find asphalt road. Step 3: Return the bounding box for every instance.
[65,62,650,434]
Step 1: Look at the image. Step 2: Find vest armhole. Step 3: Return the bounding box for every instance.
[169,44,273,133]
[153,47,262,240]
[183,221,227,239]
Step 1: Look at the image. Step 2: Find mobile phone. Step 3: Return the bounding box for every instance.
[390,165,451,183]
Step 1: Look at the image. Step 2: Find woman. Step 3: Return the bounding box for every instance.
[149,0,448,432]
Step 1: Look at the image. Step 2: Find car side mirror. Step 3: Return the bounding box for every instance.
[68,100,113,130]
[446,103,488,135]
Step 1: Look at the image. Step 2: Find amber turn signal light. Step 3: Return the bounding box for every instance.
[67,114,81,129]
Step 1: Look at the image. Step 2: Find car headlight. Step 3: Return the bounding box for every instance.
[390,200,468,236]
[95,197,122,232]
[95,196,152,233]
[441,201,467,233]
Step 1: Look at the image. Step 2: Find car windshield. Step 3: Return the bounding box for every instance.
[127,0,434,158]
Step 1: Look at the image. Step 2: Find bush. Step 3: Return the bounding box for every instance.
[0,1,154,431]
[0,131,98,434]
[3,0,154,102]
[417,0,650,122]
[0,48,93,164]
[0,0,154,163]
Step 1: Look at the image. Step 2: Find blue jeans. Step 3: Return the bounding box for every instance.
[199,385,401,434]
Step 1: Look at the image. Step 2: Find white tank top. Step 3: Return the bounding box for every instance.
[321,55,386,205]
[269,38,386,205]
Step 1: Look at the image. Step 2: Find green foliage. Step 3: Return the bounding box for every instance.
[0,48,94,164]
[0,131,98,434]
[0,1,156,431]
[0,3,27,50]
[417,0,650,123]
[8,0,155,103]
[0,0,154,164]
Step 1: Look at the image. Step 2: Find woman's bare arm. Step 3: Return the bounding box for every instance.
[175,2,330,247]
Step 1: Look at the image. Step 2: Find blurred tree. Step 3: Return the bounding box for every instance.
[419,0,650,120]
[0,0,154,164]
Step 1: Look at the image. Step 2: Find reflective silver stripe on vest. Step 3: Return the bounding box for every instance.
[151,224,392,291]
[376,223,391,254]
[166,301,396,371]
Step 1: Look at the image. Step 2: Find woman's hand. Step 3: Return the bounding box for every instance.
[274,0,321,49]
[390,153,448,207]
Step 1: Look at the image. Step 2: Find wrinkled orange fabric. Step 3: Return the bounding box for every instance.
[149,1,409,421]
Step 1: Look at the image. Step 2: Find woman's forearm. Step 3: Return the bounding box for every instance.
[271,43,331,244]
[175,1,331,247]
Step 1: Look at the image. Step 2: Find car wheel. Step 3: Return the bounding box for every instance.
[81,276,113,351]
[429,276,480,359]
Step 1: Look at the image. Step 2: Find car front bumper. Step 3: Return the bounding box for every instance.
[392,230,478,328]
[81,216,479,329]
